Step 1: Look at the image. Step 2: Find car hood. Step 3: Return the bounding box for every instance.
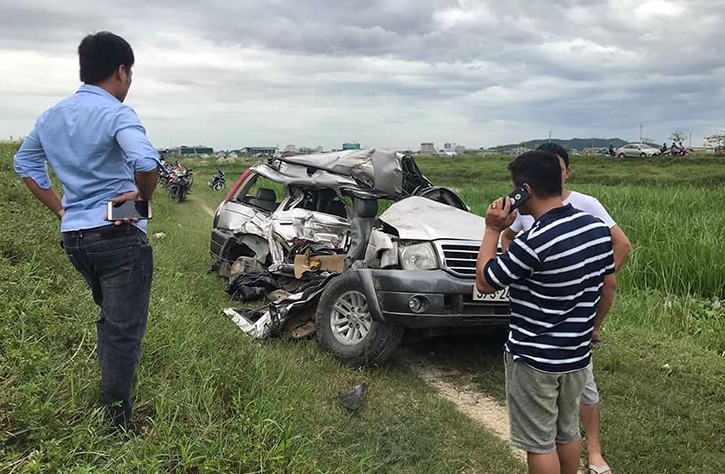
[378,196,485,241]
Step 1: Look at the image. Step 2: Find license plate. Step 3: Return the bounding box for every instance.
[473,286,509,302]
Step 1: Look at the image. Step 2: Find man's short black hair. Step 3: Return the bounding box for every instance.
[78,32,134,84]
[536,143,570,168]
[508,151,562,198]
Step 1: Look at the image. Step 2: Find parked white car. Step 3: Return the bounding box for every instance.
[615,143,662,158]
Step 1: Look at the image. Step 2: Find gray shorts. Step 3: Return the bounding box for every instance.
[580,362,600,405]
[504,352,588,453]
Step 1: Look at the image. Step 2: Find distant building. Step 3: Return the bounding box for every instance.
[176,145,213,155]
[241,146,277,156]
[285,144,297,153]
[420,142,436,154]
[454,145,466,154]
[315,146,323,153]
[342,142,361,150]
[298,147,318,155]
[444,142,453,151]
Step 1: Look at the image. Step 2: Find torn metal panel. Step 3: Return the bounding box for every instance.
[253,149,406,198]
[231,211,269,236]
[271,208,350,248]
[225,307,276,339]
[364,229,398,268]
[378,196,486,241]
[225,273,337,340]
[234,234,270,265]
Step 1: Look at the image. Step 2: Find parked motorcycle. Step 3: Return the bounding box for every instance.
[209,170,226,191]
[168,170,192,203]
[158,163,174,186]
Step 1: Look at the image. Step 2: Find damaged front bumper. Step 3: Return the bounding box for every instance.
[356,268,510,328]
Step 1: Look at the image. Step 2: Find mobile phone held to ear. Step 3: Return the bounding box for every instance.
[506,187,530,214]
[107,200,152,221]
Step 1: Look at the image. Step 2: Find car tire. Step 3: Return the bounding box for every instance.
[316,271,403,367]
[640,152,646,158]
[618,153,625,158]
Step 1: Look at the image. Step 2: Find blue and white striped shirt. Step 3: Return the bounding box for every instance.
[484,204,615,373]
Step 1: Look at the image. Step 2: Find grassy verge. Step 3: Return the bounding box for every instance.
[408,300,725,473]
[1,143,525,473]
[171,156,725,472]
[4,144,725,472]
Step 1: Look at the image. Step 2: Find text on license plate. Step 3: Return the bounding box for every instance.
[473,286,509,302]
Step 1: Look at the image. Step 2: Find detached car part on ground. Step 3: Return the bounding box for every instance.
[210,149,509,366]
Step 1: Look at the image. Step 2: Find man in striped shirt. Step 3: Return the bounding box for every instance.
[503,143,629,474]
[476,150,617,474]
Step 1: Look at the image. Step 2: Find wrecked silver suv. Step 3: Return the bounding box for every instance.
[210,149,509,366]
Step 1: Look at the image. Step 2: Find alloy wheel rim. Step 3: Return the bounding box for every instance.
[330,290,372,345]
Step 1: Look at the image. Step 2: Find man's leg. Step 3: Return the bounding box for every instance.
[580,363,609,471]
[85,228,153,427]
[581,403,607,469]
[555,367,589,474]
[504,353,560,474]
[527,452,560,474]
[556,440,582,474]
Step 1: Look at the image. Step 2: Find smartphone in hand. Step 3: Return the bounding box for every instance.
[505,187,530,214]
[106,200,152,221]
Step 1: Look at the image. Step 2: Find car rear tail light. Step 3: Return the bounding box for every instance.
[225,169,251,202]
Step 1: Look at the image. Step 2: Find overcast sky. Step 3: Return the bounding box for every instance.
[1,0,723,150]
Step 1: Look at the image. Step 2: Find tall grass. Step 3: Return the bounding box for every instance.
[2,143,724,472]
[184,152,725,352]
[1,143,526,473]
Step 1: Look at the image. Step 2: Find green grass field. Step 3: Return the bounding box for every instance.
[2,144,724,473]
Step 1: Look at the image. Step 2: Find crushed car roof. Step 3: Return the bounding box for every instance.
[253,149,410,198]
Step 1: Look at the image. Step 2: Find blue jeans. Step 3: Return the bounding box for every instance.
[62,224,153,425]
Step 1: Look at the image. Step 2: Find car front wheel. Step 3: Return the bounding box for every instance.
[640,152,646,158]
[316,271,403,367]
[618,153,626,158]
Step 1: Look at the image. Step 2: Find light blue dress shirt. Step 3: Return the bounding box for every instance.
[13,84,160,232]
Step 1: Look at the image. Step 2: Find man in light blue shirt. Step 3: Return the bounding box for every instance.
[13,31,159,434]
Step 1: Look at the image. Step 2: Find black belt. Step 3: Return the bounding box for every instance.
[62,224,139,239]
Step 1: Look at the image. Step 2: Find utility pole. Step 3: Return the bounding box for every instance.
[689,132,692,148]
[640,124,643,142]
[548,131,552,143]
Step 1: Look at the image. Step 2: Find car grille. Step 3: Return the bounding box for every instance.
[435,240,482,278]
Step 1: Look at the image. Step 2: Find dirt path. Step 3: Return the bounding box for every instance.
[404,354,588,473]
[403,354,527,463]
[200,203,215,217]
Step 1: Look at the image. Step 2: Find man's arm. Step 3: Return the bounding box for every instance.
[134,169,159,200]
[21,178,64,217]
[476,198,525,294]
[592,272,616,344]
[14,129,64,217]
[476,227,503,294]
[500,227,516,252]
[115,108,161,200]
[583,196,631,272]
[610,225,631,272]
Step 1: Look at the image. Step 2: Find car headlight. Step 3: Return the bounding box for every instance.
[399,242,439,270]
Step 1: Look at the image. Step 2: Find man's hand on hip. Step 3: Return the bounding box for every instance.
[106,191,140,226]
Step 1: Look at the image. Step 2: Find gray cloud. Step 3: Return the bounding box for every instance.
[1,0,724,149]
